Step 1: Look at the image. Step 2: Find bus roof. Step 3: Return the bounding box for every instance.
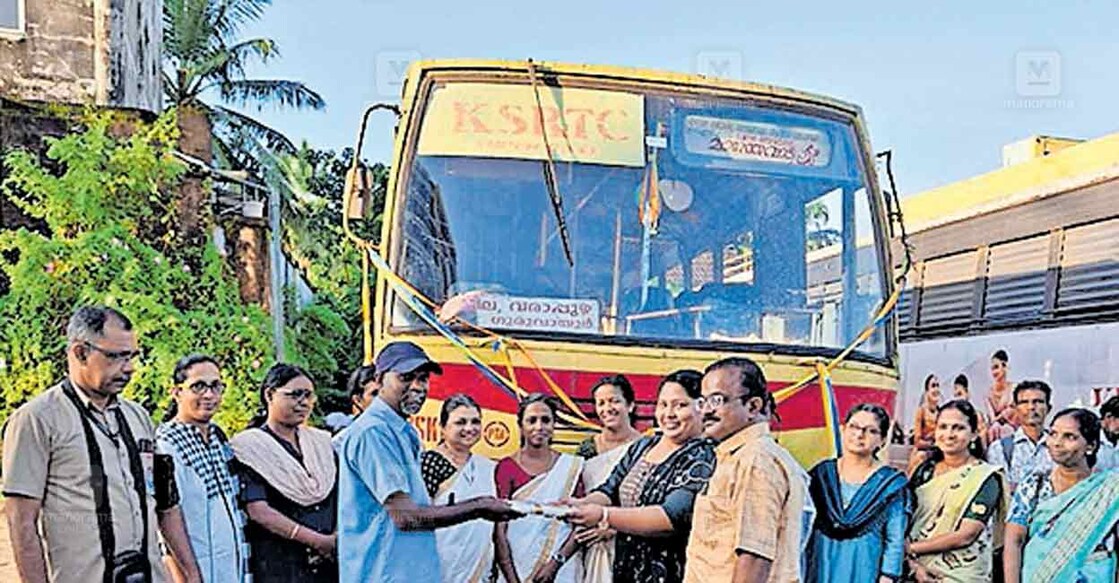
[901,131,1119,234]
[404,58,866,119]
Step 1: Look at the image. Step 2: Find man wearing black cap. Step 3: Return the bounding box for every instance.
[336,341,521,582]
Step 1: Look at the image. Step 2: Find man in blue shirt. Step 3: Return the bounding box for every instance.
[337,342,520,582]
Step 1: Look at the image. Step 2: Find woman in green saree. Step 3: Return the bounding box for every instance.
[906,400,1008,583]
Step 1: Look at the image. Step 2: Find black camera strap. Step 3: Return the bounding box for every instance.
[62,381,152,583]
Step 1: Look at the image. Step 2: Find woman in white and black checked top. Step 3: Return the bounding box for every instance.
[156,354,249,583]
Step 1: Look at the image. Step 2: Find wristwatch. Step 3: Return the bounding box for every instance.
[550,551,567,566]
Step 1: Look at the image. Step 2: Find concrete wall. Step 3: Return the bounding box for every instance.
[0,0,161,112]
[0,0,98,104]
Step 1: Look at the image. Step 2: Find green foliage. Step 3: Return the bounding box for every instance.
[0,112,274,430]
[286,297,352,413]
[163,0,325,170]
[3,113,183,244]
[264,145,387,412]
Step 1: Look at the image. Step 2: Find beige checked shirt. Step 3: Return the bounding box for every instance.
[684,422,806,583]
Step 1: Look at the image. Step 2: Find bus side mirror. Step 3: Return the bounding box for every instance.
[346,103,401,221]
[345,163,374,219]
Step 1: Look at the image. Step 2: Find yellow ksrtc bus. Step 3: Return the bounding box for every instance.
[344,59,907,468]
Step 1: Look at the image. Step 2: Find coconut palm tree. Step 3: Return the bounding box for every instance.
[163,0,325,239]
[163,0,325,170]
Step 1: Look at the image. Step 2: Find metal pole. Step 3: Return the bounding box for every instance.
[268,184,286,361]
[362,251,373,365]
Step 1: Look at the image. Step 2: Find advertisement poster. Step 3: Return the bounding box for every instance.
[899,322,1119,433]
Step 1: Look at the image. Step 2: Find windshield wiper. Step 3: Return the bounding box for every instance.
[527,59,574,267]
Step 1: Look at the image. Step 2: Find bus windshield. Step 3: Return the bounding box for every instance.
[392,80,888,358]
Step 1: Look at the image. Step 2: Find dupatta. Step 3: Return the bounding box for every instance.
[808,459,908,540]
[230,426,336,506]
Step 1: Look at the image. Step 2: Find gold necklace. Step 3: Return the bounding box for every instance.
[517,449,556,474]
[438,444,468,467]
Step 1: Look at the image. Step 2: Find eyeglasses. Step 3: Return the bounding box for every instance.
[185,380,225,395]
[696,393,747,410]
[845,423,882,437]
[277,389,315,402]
[85,342,143,364]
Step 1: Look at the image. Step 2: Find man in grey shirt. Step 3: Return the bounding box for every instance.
[3,306,200,582]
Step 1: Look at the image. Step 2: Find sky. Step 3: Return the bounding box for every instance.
[241,0,1118,196]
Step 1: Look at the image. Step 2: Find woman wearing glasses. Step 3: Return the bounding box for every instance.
[230,364,338,582]
[805,404,909,583]
[157,354,249,582]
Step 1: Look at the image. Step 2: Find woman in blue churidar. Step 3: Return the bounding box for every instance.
[805,403,909,583]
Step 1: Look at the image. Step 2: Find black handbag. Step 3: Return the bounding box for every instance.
[62,381,153,583]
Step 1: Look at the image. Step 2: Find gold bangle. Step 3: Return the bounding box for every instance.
[289,524,301,540]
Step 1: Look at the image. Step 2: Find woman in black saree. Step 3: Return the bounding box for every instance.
[565,370,715,583]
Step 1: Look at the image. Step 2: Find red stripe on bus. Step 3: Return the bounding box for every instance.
[773,383,897,431]
[428,363,895,431]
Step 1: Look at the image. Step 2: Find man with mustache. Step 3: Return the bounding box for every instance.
[3,306,200,583]
[684,357,810,583]
[335,341,522,582]
[986,380,1053,492]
